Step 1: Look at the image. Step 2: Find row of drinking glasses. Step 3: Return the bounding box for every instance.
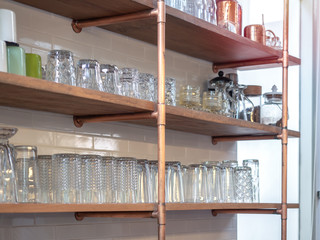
[165,0,217,24]
[9,144,259,204]
[45,50,177,105]
[178,84,254,121]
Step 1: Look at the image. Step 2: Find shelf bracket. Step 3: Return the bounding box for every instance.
[212,135,280,145]
[75,211,156,221]
[74,111,158,127]
[212,57,282,72]
[72,9,158,33]
[212,209,280,216]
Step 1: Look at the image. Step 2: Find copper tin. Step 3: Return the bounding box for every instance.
[217,0,242,35]
[244,24,266,45]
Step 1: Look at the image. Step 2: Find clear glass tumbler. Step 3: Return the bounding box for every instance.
[76,59,104,91]
[138,73,155,101]
[116,68,139,98]
[186,164,208,203]
[179,85,201,110]
[165,161,184,203]
[80,155,103,204]
[52,153,81,204]
[102,156,118,203]
[37,155,53,203]
[148,160,158,203]
[14,145,39,203]
[46,50,76,86]
[0,127,17,203]
[243,159,260,202]
[117,157,138,203]
[136,159,151,203]
[203,161,221,202]
[100,64,119,94]
[219,160,237,202]
[234,166,253,203]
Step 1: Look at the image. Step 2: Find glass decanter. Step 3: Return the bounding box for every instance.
[0,127,18,203]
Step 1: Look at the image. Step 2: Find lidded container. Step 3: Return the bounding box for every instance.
[243,85,262,123]
[260,85,283,126]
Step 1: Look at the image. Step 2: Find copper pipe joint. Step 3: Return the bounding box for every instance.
[244,24,266,45]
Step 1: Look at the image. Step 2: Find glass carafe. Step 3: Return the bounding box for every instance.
[230,84,255,121]
[208,71,233,116]
[0,127,17,203]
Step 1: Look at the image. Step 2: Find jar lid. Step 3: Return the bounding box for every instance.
[244,85,262,96]
[209,71,232,85]
[263,85,282,102]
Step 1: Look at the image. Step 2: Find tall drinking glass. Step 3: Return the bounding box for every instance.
[203,161,221,202]
[102,156,118,203]
[219,160,237,202]
[166,161,184,203]
[149,160,158,203]
[186,164,208,203]
[136,159,151,203]
[243,159,260,202]
[37,155,53,203]
[234,166,253,203]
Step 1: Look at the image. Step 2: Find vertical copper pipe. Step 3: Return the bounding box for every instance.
[281,0,289,239]
[157,1,166,240]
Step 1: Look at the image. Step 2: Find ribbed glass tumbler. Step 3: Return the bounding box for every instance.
[234,166,253,203]
[52,154,80,204]
[37,155,53,203]
[148,160,158,203]
[136,159,151,203]
[102,156,118,203]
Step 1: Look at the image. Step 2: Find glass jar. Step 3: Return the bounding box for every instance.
[244,85,262,123]
[261,85,283,126]
[179,85,201,110]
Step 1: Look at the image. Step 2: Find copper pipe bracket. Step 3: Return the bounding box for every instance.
[212,135,279,145]
[71,20,82,33]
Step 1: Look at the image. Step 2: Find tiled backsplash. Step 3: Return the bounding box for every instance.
[0,0,237,239]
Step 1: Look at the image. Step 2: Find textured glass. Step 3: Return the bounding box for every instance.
[179,85,201,110]
[0,128,17,203]
[148,160,158,203]
[15,146,39,203]
[52,154,80,204]
[100,64,119,94]
[116,68,139,98]
[46,50,76,86]
[136,159,151,203]
[76,59,104,91]
[154,77,177,105]
[234,166,253,203]
[138,73,155,101]
[37,155,53,203]
[243,159,260,202]
[102,156,118,203]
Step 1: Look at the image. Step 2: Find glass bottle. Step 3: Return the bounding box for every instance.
[261,85,283,126]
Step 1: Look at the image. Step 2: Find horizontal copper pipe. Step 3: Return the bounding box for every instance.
[212,58,282,72]
[212,135,279,145]
[212,209,279,216]
[74,111,158,127]
[72,9,158,33]
[75,211,156,221]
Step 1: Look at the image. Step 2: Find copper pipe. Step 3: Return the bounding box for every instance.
[212,58,282,72]
[211,135,279,145]
[281,0,289,238]
[73,111,157,128]
[75,211,155,221]
[157,1,166,240]
[212,209,279,216]
[72,9,158,33]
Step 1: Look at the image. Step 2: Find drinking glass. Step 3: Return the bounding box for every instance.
[138,73,155,101]
[136,159,151,203]
[234,166,253,203]
[179,85,201,110]
[102,156,118,203]
[76,59,104,91]
[46,50,76,86]
[149,160,158,203]
[117,157,138,203]
[52,153,80,204]
[37,155,53,203]
[154,77,177,105]
[0,127,17,203]
[100,64,119,94]
[203,161,221,202]
[116,68,139,98]
[165,161,184,203]
[219,160,237,202]
[181,165,188,201]
[80,155,103,204]
[243,159,260,202]
[186,164,208,203]
[14,145,39,203]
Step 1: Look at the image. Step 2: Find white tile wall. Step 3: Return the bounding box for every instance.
[0,0,237,239]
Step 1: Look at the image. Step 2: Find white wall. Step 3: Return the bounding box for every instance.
[0,0,238,239]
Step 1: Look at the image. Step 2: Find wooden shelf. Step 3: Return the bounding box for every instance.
[13,0,300,70]
[0,203,299,213]
[0,73,300,138]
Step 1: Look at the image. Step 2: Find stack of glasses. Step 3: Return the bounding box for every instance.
[9,144,260,204]
[45,50,176,106]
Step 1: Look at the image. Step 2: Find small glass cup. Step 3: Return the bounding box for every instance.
[179,85,201,110]
[14,145,39,203]
[76,59,104,91]
[46,50,76,86]
[116,68,139,98]
[234,166,253,203]
[100,64,119,94]
[52,153,81,204]
[138,73,155,101]
[37,155,53,203]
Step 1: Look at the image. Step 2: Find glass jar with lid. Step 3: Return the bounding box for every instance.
[260,85,283,126]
